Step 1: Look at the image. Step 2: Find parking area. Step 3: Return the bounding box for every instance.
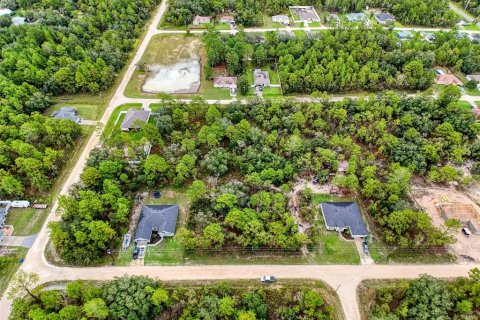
[411,187,480,261]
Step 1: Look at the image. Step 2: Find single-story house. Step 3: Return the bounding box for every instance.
[253,69,270,88]
[346,13,367,23]
[374,13,395,25]
[134,205,179,246]
[435,74,463,86]
[193,15,211,26]
[397,30,413,40]
[213,76,238,89]
[466,75,480,88]
[120,109,151,132]
[0,8,12,16]
[51,107,80,123]
[290,6,320,22]
[320,202,368,238]
[456,19,470,27]
[12,16,26,26]
[0,201,11,228]
[272,15,290,25]
[219,15,235,24]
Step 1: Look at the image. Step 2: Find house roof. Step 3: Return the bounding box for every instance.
[435,74,463,86]
[0,205,8,227]
[134,205,179,241]
[220,15,234,22]
[0,8,12,16]
[397,30,413,39]
[253,69,270,86]
[51,107,80,123]
[213,76,237,88]
[347,13,366,21]
[338,160,349,172]
[12,16,25,25]
[321,202,368,237]
[120,109,150,130]
[272,15,289,22]
[467,74,480,82]
[193,15,211,24]
[375,13,394,22]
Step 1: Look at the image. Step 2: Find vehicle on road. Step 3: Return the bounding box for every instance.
[261,276,277,283]
[133,247,139,259]
[462,227,472,237]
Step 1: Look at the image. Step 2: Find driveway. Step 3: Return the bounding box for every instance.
[2,235,37,248]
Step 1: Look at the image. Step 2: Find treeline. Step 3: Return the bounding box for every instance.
[459,0,480,16]
[10,276,336,320]
[204,27,480,94]
[0,0,160,198]
[361,269,480,319]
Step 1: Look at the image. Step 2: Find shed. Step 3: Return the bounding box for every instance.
[120,109,151,131]
[134,205,179,246]
[320,202,368,237]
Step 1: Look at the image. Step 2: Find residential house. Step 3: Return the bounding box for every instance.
[290,6,320,22]
[0,201,11,228]
[213,76,238,96]
[346,13,368,24]
[51,107,80,123]
[435,74,463,86]
[134,205,179,246]
[337,160,349,173]
[420,31,435,42]
[456,19,470,27]
[12,17,26,26]
[120,109,151,132]
[466,74,480,88]
[219,15,235,24]
[253,69,271,89]
[272,14,290,25]
[192,15,211,26]
[374,13,395,25]
[320,202,368,238]
[0,8,12,16]
[397,30,413,40]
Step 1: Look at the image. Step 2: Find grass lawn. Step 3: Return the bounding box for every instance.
[476,101,480,107]
[46,103,103,121]
[293,30,307,38]
[0,247,28,299]
[308,21,321,27]
[463,24,480,31]
[5,208,48,236]
[262,13,287,28]
[102,103,142,140]
[466,87,480,96]
[263,87,282,97]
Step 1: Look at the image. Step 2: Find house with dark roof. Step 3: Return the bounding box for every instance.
[134,205,179,246]
[51,107,80,123]
[375,13,395,25]
[320,202,368,237]
[120,109,150,132]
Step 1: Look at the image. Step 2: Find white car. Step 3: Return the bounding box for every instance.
[260,276,277,283]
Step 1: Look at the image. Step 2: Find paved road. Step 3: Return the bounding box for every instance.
[1,2,480,319]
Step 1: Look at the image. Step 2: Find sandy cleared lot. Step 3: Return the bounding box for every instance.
[411,187,480,261]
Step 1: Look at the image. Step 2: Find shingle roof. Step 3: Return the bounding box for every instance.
[435,74,462,86]
[213,76,237,88]
[0,8,12,16]
[321,202,368,237]
[120,109,150,130]
[253,69,270,87]
[134,205,179,241]
[397,30,413,39]
[0,207,7,227]
[375,13,394,22]
[347,13,366,21]
[51,107,80,123]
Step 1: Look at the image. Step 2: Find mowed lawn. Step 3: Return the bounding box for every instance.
[5,208,48,236]
[0,247,28,299]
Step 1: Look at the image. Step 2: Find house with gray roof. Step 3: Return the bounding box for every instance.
[120,109,151,132]
[346,13,367,24]
[51,107,80,123]
[134,205,179,246]
[12,17,26,26]
[253,69,271,89]
[397,30,413,40]
[0,8,12,16]
[374,13,395,25]
[0,201,11,228]
[272,15,290,25]
[320,202,368,237]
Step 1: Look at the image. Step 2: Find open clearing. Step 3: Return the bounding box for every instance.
[410,186,480,261]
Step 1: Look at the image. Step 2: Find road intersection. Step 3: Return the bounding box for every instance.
[1,2,480,319]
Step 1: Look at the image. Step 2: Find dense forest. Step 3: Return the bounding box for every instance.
[164,0,455,27]
[361,269,480,319]
[459,0,480,16]
[204,27,480,94]
[51,91,479,264]
[10,276,336,320]
[0,0,160,198]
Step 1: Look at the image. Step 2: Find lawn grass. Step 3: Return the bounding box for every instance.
[46,103,103,121]
[263,86,282,97]
[5,208,48,236]
[308,21,321,27]
[0,247,28,299]
[457,100,473,111]
[466,87,480,96]
[261,13,287,28]
[102,103,142,140]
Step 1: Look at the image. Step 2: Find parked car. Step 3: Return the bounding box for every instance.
[133,247,139,259]
[363,244,369,255]
[260,276,277,283]
[462,228,472,237]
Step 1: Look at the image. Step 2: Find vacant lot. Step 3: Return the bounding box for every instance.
[411,186,480,261]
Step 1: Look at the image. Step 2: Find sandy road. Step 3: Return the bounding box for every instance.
[1,1,479,319]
